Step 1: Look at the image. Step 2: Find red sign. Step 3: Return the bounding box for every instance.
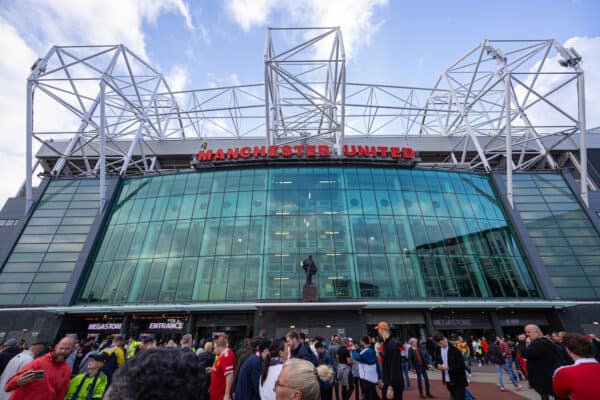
[196,145,414,162]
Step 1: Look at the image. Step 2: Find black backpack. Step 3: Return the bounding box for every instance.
[101,350,119,383]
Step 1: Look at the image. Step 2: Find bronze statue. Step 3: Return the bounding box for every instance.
[302,255,317,287]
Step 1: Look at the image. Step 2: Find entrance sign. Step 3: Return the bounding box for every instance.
[148,321,185,330]
[196,145,415,162]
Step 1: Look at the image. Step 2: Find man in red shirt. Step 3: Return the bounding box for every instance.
[553,333,600,400]
[208,336,236,400]
[4,336,75,400]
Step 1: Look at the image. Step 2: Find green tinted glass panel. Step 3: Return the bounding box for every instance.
[77,168,542,304]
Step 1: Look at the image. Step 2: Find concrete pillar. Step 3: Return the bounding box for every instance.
[424,311,435,336]
[120,315,130,339]
[185,313,196,335]
[489,311,503,337]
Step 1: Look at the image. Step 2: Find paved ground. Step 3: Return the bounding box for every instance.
[339,365,539,400]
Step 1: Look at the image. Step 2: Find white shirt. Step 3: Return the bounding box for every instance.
[0,350,35,400]
[259,363,283,400]
[440,347,450,383]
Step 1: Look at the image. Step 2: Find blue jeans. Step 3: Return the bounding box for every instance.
[495,358,519,388]
[415,366,430,396]
[401,358,411,389]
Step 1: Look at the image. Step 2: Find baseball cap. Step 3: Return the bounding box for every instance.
[91,353,109,363]
[374,321,389,331]
[4,339,18,347]
[141,336,155,344]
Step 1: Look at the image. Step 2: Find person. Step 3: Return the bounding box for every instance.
[126,338,141,359]
[553,333,600,400]
[315,341,335,400]
[235,337,270,400]
[407,337,434,399]
[4,336,75,400]
[336,338,354,400]
[234,338,252,393]
[518,324,564,400]
[328,335,341,400]
[64,352,109,400]
[351,336,379,400]
[274,358,333,400]
[104,347,207,400]
[400,341,411,391]
[550,331,573,366]
[375,321,404,400]
[181,334,194,351]
[166,339,178,348]
[100,335,125,382]
[432,332,467,400]
[139,336,156,352]
[286,331,318,366]
[455,336,471,375]
[0,339,21,376]
[259,339,286,400]
[480,337,489,365]
[489,336,523,392]
[72,337,94,375]
[198,341,216,399]
[515,333,528,378]
[208,336,236,400]
[0,340,47,400]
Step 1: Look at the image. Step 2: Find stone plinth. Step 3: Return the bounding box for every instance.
[303,285,318,302]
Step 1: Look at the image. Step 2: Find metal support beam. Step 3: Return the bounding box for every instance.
[25,80,33,213]
[577,71,588,206]
[99,79,106,210]
[505,72,513,207]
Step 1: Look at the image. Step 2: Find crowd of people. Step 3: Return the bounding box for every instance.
[0,323,599,399]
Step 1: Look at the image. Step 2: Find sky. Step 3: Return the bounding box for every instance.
[0,0,599,206]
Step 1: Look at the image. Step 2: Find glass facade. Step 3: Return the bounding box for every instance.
[0,179,100,305]
[77,167,539,304]
[509,173,600,298]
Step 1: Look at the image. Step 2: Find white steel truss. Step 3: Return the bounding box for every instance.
[25,32,590,212]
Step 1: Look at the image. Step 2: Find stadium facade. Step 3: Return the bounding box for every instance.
[1,28,600,344]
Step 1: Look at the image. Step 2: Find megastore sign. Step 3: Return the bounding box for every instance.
[196,144,415,162]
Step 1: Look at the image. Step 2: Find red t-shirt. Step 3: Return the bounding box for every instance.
[210,348,236,400]
[553,358,600,400]
[5,352,72,400]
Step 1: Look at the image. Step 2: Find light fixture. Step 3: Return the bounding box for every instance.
[593,321,599,326]
[273,277,290,280]
[274,231,289,235]
[326,252,341,256]
[290,325,296,329]
[275,211,290,215]
[325,231,339,235]
[325,324,332,328]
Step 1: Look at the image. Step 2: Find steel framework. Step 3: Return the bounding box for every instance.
[25,30,590,212]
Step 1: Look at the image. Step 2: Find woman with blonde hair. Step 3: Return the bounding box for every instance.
[274,358,333,400]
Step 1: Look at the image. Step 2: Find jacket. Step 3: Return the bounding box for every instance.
[352,347,378,384]
[0,350,34,400]
[4,352,72,400]
[64,371,108,400]
[291,343,318,366]
[0,348,20,376]
[518,337,562,395]
[407,346,428,370]
[381,337,404,388]
[233,354,261,400]
[433,344,468,387]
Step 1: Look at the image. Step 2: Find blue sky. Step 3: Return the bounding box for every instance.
[0,0,599,205]
[142,0,600,88]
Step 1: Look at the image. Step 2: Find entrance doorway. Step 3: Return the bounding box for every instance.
[197,325,250,350]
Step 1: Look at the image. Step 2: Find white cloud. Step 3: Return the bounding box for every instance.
[166,64,191,93]
[0,1,195,207]
[225,0,388,60]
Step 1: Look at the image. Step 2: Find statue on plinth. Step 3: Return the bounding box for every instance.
[301,255,318,302]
